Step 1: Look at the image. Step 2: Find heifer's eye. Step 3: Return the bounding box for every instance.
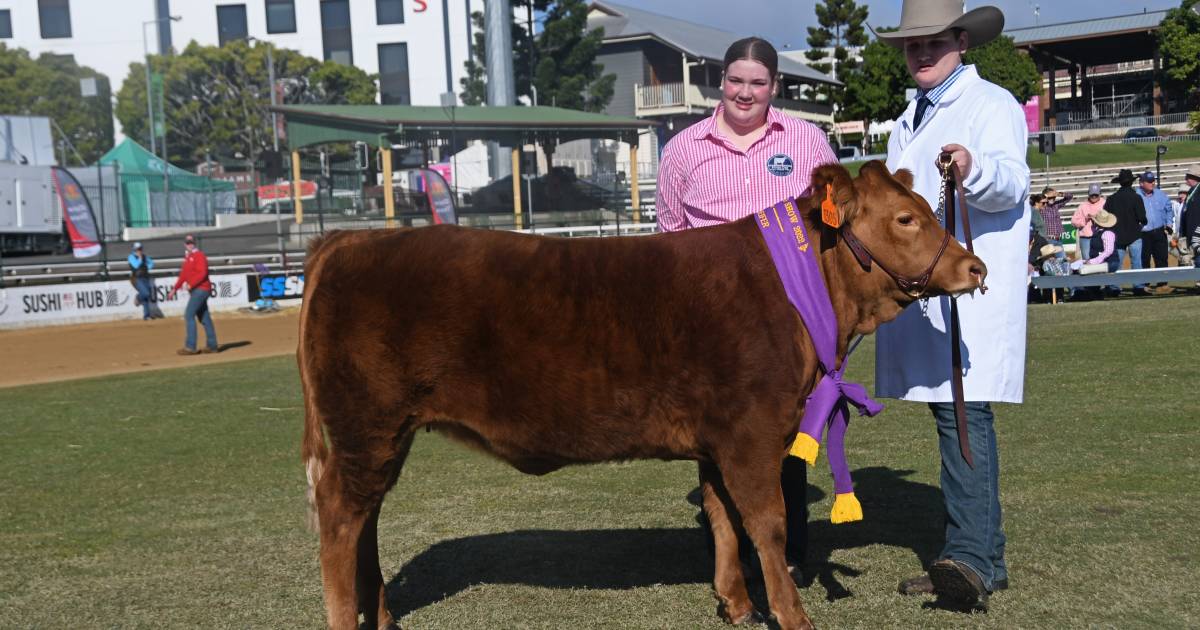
[897,214,915,226]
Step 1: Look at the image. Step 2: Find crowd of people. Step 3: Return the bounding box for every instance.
[1028,166,1200,302]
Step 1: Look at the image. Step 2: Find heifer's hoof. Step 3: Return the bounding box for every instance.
[730,609,766,625]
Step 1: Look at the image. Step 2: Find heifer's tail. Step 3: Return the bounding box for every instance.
[298,232,345,533]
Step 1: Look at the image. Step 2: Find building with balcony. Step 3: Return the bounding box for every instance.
[575,1,838,178]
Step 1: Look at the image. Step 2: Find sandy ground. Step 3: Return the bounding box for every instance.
[0,307,301,389]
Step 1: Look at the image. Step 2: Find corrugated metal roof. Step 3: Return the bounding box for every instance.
[1007,10,1167,45]
[590,1,839,86]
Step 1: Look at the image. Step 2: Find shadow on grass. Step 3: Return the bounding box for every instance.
[803,466,943,601]
[386,527,710,618]
[384,467,943,617]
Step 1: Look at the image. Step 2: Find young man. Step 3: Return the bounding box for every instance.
[873,0,1028,611]
[1136,171,1175,293]
[167,234,219,355]
[1103,169,1149,295]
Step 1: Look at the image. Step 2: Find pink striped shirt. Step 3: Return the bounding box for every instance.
[656,104,837,232]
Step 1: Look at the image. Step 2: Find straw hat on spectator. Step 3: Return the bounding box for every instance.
[1036,243,1062,262]
[1093,210,1117,228]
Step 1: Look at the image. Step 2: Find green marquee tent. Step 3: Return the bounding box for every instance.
[99,139,235,228]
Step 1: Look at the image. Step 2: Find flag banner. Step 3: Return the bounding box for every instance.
[420,168,457,225]
[51,167,102,258]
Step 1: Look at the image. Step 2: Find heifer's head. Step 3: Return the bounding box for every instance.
[809,160,987,332]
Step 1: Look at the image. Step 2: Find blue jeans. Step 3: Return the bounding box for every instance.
[1124,238,1145,289]
[1076,237,1091,261]
[134,277,154,319]
[929,402,1006,591]
[184,289,218,351]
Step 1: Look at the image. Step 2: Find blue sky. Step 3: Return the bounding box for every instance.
[624,0,1186,52]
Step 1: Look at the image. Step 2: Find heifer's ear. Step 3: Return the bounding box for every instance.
[808,163,860,226]
[892,168,914,190]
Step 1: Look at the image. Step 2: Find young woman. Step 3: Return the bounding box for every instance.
[656,36,837,577]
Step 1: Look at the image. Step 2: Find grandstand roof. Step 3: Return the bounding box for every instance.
[1007,10,1168,65]
[589,1,840,86]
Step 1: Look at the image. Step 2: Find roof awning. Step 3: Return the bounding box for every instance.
[271,104,660,149]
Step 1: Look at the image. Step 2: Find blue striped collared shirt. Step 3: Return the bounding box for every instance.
[913,63,967,126]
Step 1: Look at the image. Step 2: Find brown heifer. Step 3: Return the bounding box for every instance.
[298,161,986,630]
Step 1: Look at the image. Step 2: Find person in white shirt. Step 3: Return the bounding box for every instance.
[874,0,1029,611]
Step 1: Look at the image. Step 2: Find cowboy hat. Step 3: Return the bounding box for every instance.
[874,0,1004,49]
[1093,210,1117,228]
[1185,168,1200,182]
[1036,243,1062,261]
[1110,169,1135,185]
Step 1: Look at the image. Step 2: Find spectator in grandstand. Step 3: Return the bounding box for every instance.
[1073,209,1121,300]
[1182,169,1200,281]
[1136,171,1175,294]
[1172,183,1190,235]
[127,242,159,321]
[1071,183,1105,260]
[1038,187,1072,238]
[1032,191,1068,261]
[166,235,219,355]
[1102,168,1148,295]
[655,35,837,581]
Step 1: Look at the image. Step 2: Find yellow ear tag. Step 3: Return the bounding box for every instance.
[821,184,840,228]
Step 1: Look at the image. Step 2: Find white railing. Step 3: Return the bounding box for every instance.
[636,82,687,109]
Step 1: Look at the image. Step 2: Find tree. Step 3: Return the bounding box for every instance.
[533,0,615,112]
[1157,0,1200,113]
[459,0,549,106]
[840,34,914,126]
[0,44,114,163]
[115,41,376,167]
[963,35,1041,103]
[461,0,614,112]
[804,0,869,107]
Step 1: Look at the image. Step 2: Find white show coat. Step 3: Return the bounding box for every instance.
[876,65,1031,403]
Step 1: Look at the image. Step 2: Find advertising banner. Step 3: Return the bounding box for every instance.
[248,272,305,302]
[258,180,317,202]
[0,273,250,329]
[51,166,102,258]
[420,168,457,225]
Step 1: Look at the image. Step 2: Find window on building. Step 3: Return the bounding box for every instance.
[378,43,411,105]
[265,0,296,34]
[376,0,404,25]
[38,0,72,39]
[321,0,353,65]
[217,4,248,46]
[0,10,12,39]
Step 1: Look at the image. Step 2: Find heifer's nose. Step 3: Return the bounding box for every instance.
[969,259,988,294]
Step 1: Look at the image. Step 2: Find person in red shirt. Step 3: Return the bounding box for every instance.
[167,234,219,354]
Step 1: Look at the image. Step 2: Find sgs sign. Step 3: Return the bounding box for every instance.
[251,274,305,301]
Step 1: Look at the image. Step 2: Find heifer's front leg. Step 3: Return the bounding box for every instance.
[357,506,399,629]
[718,455,813,630]
[318,464,385,630]
[699,461,756,624]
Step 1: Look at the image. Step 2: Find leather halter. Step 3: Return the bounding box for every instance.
[840,223,952,299]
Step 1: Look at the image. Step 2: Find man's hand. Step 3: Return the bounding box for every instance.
[167,289,176,300]
[940,144,973,180]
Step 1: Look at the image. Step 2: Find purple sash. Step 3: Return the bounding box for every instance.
[755,198,884,523]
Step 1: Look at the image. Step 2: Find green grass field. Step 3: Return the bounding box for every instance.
[2,297,1198,629]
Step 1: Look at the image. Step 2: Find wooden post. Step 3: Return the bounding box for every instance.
[630,141,641,224]
[291,149,303,224]
[382,146,395,228]
[511,146,523,230]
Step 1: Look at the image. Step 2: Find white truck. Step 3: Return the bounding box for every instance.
[0,163,64,254]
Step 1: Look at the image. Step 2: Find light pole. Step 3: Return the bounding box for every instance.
[247,37,284,260]
[246,37,280,152]
[142,15,181,157]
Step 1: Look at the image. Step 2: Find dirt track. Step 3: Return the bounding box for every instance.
[0,308,301,389]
